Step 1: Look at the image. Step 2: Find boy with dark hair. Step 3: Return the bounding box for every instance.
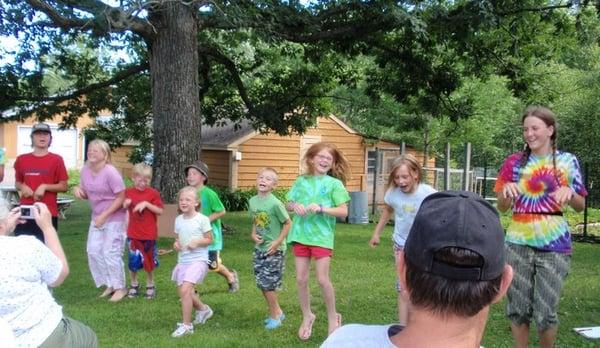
[322,191,514,348]
[14,123,68,242]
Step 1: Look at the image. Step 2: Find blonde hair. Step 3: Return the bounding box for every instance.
[132,163,152,182]
[87,139,112,164]
[386,154,424,192]
[303,142,350,184]
[258,167,279,183]
[177,186,200,212]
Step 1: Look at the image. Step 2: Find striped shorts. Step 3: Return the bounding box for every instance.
[505,243,570,330]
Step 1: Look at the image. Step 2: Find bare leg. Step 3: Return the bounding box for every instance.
[539,327,558,348]
[129,271,138,286]
[511,323,530,348]
[215,263,235,283]
[295,256,315,340]
[263,290,283,319]
[179,282,195,325]
[146,271,154,286]
[315,257,339,335]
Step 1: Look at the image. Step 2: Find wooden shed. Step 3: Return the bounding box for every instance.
[197,115,433,195]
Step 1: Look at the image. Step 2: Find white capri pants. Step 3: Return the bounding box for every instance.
[86,221,126,289]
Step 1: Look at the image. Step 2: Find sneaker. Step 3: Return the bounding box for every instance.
[264,312,285,324]
[171,323,194,338]
[228,270,240,293]
[265,317,283,330]
[193,305,213,325]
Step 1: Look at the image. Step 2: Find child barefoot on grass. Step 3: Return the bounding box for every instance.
[248,168,291,330]
[369,154,436,325]
[286,142,351,340]
[124,163,164,299]
[171,186,214,338]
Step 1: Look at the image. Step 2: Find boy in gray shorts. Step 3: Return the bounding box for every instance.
[248,168,291,330]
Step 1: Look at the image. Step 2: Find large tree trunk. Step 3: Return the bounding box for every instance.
[148,3,200,202]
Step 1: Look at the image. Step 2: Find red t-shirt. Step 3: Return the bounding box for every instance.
[14,152,68,217]
[125,187,164,240]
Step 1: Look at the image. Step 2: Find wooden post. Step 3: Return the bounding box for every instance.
[444,143,451,190]
[462,143,471,191]
[371,147,379,215]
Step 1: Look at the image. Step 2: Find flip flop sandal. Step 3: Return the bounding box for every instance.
[127,285,139,298]
[298,315,316,341]
[146,286,156,299]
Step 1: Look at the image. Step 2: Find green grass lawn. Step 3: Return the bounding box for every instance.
[53,200,600,347]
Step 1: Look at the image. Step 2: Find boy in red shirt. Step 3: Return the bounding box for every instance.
[14,123,68,242]
[123,163,164,299]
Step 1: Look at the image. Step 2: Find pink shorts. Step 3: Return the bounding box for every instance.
[292,243,333,259]
[171,261,209,286]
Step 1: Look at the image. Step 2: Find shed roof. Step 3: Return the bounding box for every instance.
[199,115,401,150]
[200,119,255,149]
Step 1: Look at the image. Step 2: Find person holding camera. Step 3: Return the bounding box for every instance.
[14,123,68,242]
[0,199,98,347]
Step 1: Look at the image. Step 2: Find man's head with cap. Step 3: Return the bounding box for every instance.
[399,190,513,318]
[184,160,209,186]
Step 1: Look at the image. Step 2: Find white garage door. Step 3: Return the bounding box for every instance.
[17,125,79,169]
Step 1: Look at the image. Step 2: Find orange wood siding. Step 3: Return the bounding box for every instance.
[112,146,134,179]
[235,117,366,191]
[236,134,301,188]
[201,150,230,187]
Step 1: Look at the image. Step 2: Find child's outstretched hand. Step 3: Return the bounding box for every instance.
[369,235,380,248]
[252,231,264,244]
[266,241,281,255]
[291,202,308,216]
[306,203,321,214]
[123,198,132,209]
[173,239,182,252]
[133,201,147,213]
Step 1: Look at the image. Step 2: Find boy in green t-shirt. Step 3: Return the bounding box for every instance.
[248,168,291,329]
[184,161,239,293]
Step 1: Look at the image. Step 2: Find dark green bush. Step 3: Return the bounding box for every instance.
[212,186,289,212]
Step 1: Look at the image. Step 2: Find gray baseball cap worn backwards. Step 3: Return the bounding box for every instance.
[404,190,505,281]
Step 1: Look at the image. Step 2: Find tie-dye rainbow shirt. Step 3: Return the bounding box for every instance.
[494,151,587,253]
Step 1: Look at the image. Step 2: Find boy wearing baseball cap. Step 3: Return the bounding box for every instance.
[14,123,68,242]
[322,191,514,348]
[184,160,239,292]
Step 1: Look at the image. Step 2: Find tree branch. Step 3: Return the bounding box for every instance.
[494,2,573,16]
[26,0,155,41]
[19,63,148,104]
[199,45,255,112]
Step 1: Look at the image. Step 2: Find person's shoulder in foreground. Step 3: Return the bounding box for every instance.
[322,190,513,348]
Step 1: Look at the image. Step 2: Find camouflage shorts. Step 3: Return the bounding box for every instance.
[253,249,285,291]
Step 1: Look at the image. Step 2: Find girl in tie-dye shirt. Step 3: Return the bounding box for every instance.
[494,106,587,347]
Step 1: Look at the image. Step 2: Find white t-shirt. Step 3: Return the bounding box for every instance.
[175,213,212,264]
[0,235,63,348]
[384,184,436,247]
[321,324,400,347]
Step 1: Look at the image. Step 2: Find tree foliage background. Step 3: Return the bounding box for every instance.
[1,0,599,205]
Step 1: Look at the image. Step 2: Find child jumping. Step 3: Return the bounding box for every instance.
[124,163,164,299]
[369,154,436,325]
[248,168,291,330]
[184,161,239,292]
[171,186,214,338]
[286,142,350,340]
